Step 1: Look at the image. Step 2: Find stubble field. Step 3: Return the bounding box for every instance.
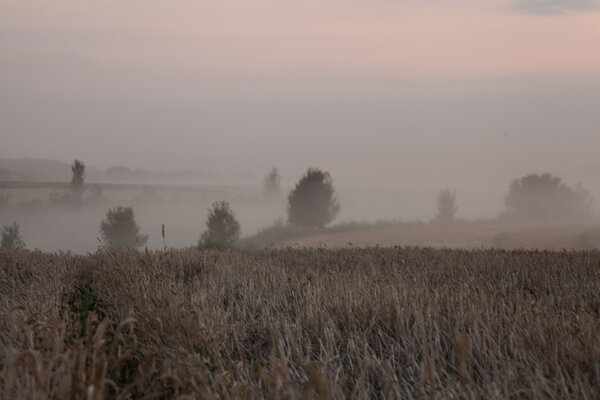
[1,247,599,399]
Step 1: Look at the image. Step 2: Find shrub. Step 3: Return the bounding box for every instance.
[100,207,148,249]
[287,168,340,228]
[503,173,593,221]
[199,201,240,249]
[434,188,457,223]
[1,222,26,250]
[67,282,106,338]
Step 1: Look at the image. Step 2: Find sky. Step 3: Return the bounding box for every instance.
[1,0,599,219]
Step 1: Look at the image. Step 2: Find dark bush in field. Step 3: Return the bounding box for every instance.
[287,168,340,228]
[1,221,25,250]
[100,206,148,249]
[199,201,240,249]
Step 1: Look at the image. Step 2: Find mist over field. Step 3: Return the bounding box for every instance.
[3,2,600,398]
[1,0,600,252]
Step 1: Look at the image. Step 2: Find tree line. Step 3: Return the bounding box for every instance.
[1,158,596,250]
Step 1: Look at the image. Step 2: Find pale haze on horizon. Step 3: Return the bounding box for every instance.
[1,0,599,220]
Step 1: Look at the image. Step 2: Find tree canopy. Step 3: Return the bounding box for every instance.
[287,168,340,228]
[71,159,85,193]
[503,173,592,221]
[1,222,25,250]
[199,201,241,249]
[434,188,457,223]
[263,167,282,198]
[100,206,148,249]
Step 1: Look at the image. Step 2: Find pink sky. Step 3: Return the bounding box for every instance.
[2,1,600,80]
[1,1,599,220]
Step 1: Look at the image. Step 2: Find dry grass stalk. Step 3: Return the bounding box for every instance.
[0,247,599,398]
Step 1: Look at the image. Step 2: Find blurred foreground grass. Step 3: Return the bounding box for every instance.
[1,247,599,398]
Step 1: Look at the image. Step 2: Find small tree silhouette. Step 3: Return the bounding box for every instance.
[100,207,148,249]
[199,201,241,249]
[434,188,457,223]
[263,167,282,198]
[288,168,340,228]
[71,159,86,194]
[1,222,25,250]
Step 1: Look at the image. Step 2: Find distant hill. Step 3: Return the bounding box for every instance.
[0,157,240,184]
[0,158,73,182]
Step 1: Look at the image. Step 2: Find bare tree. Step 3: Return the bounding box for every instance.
[434,188,458,223]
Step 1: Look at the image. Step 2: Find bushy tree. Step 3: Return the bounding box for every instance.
[100,207,148,249]
[434,188,457,223]
[288,168,340,228]
[71,159,86,193]
[263,167,282,198]
[1,222,25,250]
[199,201,241,249]
[503,173,592,221]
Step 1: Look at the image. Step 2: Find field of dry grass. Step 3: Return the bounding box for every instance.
[286,221,600,251]
[1,247,599,399]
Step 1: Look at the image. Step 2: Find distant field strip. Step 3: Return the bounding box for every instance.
[286,222,600,250]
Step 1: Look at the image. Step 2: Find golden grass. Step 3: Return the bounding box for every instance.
[1,247,599,398]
